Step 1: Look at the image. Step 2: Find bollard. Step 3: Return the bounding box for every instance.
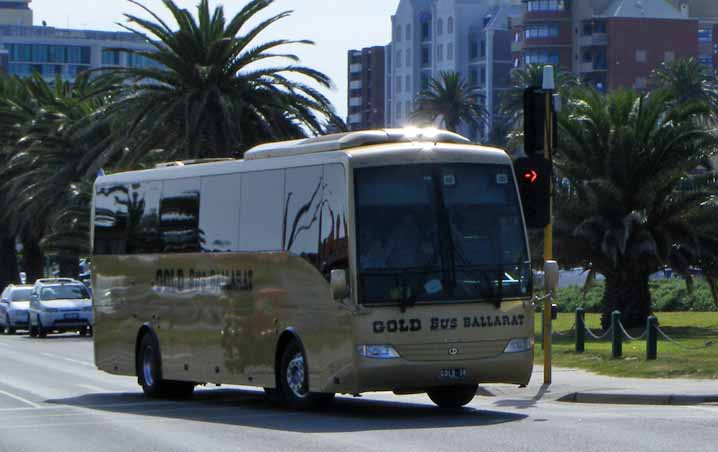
[576,308,585,353]
[646,316,657,360]
[611,310,622,358]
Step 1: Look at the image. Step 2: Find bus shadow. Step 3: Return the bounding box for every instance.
[46,388,527,433]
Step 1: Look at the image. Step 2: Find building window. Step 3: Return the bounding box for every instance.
[396,26,402,41]
[525,50,560,65]
[396,50,402,68]
[437,18,444,36]
[527,1,566,12]
[469,68,478,86]
[437,44,444,62]
[421,71,431,90]
[634,77,647,90]
[469,35,478,59]
[405,75,411,93]
[396,102,402,120]
[524,25,560,39]
[480,41,486,58]
[102,49,122,66]
[421,46,431,66]
[406,24,412,41]
[698,27,713,42]
[448,43,454,60]
[396,76,402,93]
[406,49,411,66]
[420,13,432,41]
[635,49,647,63]
[582,49,592,63]
[699,56,713,67]
[664,51,675,63]
[448,17,454,34]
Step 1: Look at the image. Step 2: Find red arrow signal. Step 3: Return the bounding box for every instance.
[523,170,538,184]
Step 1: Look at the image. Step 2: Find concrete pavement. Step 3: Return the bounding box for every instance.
[484,366,718,406]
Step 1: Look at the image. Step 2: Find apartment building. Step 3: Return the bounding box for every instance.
[0,0,155,80]
[385,0,521,140]
[347,46,386,131]
[512,0,718,91]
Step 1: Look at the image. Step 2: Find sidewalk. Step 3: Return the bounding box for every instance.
[482,366,718,406]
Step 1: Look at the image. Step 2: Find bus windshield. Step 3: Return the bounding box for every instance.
[355,163,531,306]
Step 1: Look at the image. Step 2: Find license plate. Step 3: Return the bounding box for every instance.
[64,313,79,320]
[440,368,467,380]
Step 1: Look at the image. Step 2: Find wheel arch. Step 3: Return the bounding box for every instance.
[274,328,306,388]
[135,323,161,378]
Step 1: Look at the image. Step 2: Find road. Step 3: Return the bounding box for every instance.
[0,333,716,452]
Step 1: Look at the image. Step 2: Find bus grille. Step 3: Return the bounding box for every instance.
[395,341,506,362]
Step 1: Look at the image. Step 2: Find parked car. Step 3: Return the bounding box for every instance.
[28,278,93,338]
[0,284,34,334]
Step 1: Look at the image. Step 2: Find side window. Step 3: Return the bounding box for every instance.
[283,166,324,269]
[200,174,241,252]
[93,184,129,255]
[127,181,162,254]
[159,178,200,253]
[239,170,284,252]
[320,164,349,279]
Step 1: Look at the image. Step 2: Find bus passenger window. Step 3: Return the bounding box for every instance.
[320,164,348,279]
[239,170,283,252]
[283,166,323,269]
[94,184,129,255]
[159,178,201,253]
[127,181,162,254]
[199,174,240,252]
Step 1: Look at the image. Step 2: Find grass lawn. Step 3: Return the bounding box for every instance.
[533,312,718,379]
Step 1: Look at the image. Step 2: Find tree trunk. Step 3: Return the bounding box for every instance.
[22,236,45,283]
[57,256,80,279]
[601,271,652,329]
[0,228,19,289]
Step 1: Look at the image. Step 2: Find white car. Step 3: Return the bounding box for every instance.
[28,278,93,338]
[0,284,34,334]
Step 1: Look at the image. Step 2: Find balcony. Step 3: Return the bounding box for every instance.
[349,80,362,90]
[579,61,608,73]
[349,63,362,73]
[349,97,362,107]
[511,40,524,52]
[348,113,362,124]
[577,33,608,47]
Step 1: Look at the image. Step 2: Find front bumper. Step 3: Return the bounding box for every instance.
[340,350,534,394]
[38,311,92,330]
[9,310,29,327]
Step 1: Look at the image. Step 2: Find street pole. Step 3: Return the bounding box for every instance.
[542,66,555,385]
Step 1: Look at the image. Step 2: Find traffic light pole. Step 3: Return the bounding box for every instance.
[542,74,554,386]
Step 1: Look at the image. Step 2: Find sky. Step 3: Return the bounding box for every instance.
[28,0,400,120]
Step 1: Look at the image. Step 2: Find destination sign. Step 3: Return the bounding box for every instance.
[372,314,526,334]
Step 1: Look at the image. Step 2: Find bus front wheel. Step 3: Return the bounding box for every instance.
[138,333,195,398]
[427,385,478,409]
[278,340,334,410]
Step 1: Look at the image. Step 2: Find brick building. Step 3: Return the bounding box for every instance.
[511,0,718,91]
[347,46,386,131]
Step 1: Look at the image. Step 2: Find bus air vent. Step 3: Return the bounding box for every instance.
[243,128,471,160]
[155,158,234,168]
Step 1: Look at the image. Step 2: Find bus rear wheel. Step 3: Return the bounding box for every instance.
[138,333,195,398]
[277,340,334,410]
[427,385,478,409]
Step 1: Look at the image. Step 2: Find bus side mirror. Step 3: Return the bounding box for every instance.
[330,269,349,301]
[544,260,559,293]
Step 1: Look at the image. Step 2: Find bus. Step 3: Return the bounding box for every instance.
[91,128,541,409]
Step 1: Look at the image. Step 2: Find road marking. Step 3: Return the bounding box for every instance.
[0,390,42,409]
[0,342,9,347]
[40,352,94,367]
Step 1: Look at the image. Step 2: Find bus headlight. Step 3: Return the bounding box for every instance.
[503,337,533,353]
[357,345,401,359]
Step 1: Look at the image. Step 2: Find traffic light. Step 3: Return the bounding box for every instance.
[514,156,552,229]
[523,87,557,157]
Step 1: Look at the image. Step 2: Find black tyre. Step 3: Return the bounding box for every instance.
[277,340,335,410]
[427,385,478,409]
[28,315,38,338]
[37,320,47,338]
[3,315,14,335]
[137,333,194,398]
[79,326,89,337]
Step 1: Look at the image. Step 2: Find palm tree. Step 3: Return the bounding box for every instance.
[555,87,718,328]
[1,72,120,277]
[650,58,718,109]
[98,0,342,170]
[412,71,487,133]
